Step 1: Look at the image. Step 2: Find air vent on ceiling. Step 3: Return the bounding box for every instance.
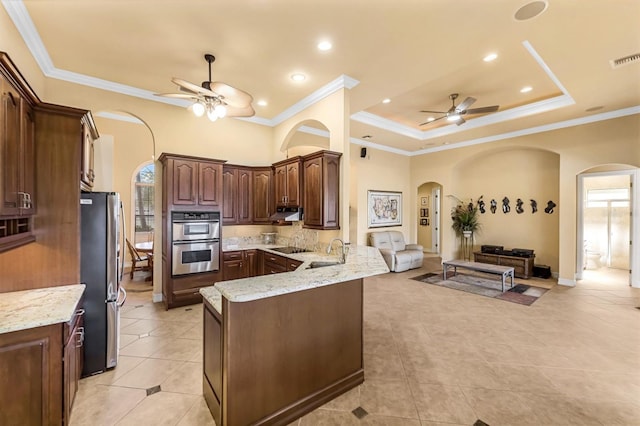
[610,53,640,69]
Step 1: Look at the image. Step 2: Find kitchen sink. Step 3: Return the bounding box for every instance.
[306,261,342,269]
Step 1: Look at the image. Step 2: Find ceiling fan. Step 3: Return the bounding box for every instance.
[155,53,255,121]
[419,93,499,126]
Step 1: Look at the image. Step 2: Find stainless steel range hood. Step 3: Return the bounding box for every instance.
[269,206,303,222]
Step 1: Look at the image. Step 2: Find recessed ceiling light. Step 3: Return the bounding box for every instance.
[514,1,548,21]
[257,100,267,107]
[382,98,391,104]
[520,86,533,93]
[317,41,332,51]
[291,73,306,82]
[483,53,498,62]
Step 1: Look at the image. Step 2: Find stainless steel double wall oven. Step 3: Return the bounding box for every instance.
[171,211,220,276]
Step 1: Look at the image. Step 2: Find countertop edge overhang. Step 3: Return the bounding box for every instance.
[0,284,86,334]
[200,245,389,311]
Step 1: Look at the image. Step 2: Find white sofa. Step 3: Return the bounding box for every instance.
[368,231,424,272]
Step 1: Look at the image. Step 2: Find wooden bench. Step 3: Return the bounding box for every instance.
[442,259,515,292]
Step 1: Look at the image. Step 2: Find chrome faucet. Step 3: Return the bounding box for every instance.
[327,238,349,264]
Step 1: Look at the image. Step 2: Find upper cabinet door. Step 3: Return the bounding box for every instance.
[20,99,35,215]
[302,157,322,227]
[273,165,287,206]
[252,168,272,223]
[198,162,222,206]
[172,159,198,205]
[285,162,300,206]
[0,77,21,216]
[237,168,252,224]
[222,167,237,224]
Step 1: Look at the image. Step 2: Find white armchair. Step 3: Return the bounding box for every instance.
[368,231,424,272]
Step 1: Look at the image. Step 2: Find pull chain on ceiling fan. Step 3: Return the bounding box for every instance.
[419,93,499,126]
[155,53,255,121]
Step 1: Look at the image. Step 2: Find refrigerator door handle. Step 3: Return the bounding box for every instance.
[116,285,127,307]
[119,200,126,283]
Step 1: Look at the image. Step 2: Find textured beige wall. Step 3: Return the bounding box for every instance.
[452,148,560,270]
[412,114,640,283]
[351,145,412,246]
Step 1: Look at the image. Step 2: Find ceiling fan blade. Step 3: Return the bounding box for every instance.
[420,110,448,114]
[454,117,466,126]
[210,82,253,108]
[171,78,219,98]
[419,115,447,126]
[455,97,476,112]
[224,104,256,118]
[154,93,199,100]
[464,105,499,115]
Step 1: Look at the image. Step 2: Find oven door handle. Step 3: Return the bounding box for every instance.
[172,220,219,224]
[172,240,217,245]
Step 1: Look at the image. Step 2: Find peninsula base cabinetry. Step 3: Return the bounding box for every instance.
[0,311,84,426]
[203,278,364,425]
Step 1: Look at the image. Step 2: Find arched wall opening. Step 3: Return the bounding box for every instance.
[449,146,560,272]
[417,182,442,254]
[93,110,158,297]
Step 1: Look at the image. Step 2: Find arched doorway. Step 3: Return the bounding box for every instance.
[417,182,442,254]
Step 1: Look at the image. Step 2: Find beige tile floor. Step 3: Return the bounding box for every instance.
[71,259,640,425]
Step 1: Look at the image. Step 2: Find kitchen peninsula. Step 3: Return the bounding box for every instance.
[200,245,389,426]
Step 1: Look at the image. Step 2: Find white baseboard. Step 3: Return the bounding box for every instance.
[557,277,576,287]
[152,292,163,303]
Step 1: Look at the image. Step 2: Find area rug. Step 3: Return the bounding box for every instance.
[411,272,548,306]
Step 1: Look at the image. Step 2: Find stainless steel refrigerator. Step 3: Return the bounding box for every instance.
[80,191,126,377]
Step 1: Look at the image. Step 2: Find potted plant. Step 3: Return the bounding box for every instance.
[451,197,481,259]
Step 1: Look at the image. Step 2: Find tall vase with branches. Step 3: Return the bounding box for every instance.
[451,197,481,260]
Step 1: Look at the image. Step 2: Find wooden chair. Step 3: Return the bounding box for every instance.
[126,238,152,279]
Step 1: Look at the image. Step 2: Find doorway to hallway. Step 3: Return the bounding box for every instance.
[578,170,636,286]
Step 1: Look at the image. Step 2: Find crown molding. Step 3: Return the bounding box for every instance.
[411,105,640,156]
[5,0,637,158]
[269,74,360,126]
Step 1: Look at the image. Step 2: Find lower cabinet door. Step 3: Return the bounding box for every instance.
[0,324,62,426]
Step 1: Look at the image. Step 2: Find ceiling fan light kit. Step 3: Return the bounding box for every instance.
[155,53,254,122]
[419,93,499,127]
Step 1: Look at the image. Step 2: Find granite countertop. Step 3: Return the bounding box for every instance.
[0,284,86,334]
[200,245,389,312]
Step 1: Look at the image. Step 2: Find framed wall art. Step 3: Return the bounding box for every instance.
[421,196,429,206]
[368,190,402,228]
[420,218,428,226]
[420,208,429,218]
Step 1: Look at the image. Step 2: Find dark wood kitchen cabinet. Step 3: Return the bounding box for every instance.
[159,153,225,210]
[158,153,225,309]
[0,55,38,252]
[302,150,341,230]
[222,249,257,280]
[252,167,273,223]
[261,251,302,275]
[222,165,252,225]
[0,303,84,426]
[273,157,302,207]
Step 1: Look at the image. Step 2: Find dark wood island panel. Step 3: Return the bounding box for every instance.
[203,278,364,426]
